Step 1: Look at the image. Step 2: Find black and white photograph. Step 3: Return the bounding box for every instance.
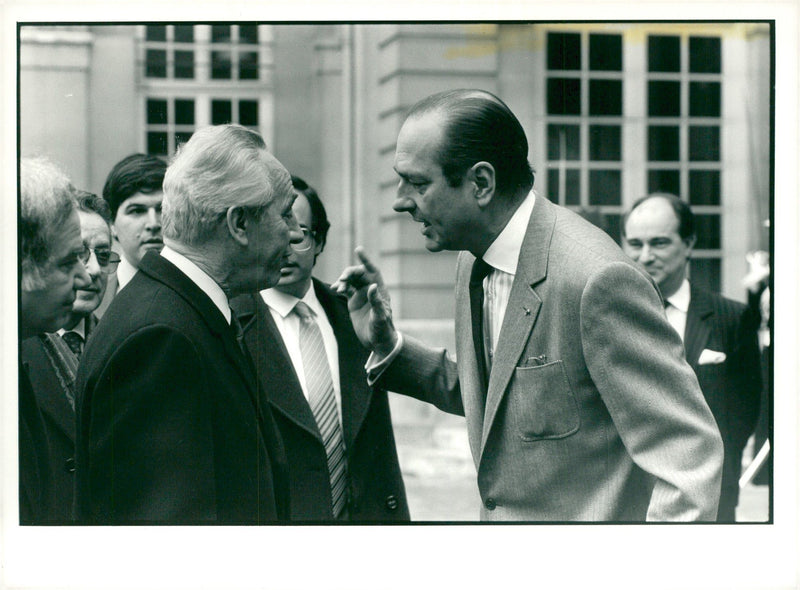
[3,2,798,589]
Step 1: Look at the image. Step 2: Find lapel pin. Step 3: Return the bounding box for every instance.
[523,307,531,315]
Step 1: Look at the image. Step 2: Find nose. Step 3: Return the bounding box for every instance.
[146,207,161,230]
[639,244,655,264]
[286,213,303,245]
[85,250,102,278]
[73,260,92,289]
[393,190,415,214]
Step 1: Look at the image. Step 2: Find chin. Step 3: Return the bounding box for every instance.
[424,240,445,253]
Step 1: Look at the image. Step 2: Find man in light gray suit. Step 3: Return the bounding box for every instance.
[336,89,723,521]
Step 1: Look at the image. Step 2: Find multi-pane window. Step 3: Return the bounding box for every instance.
[144,25,196,79]
[546,31,624,242]
[647,34,722,291]
[145,98,196,156]
[210,24,260,80]
[210,99,260,128]
[141,24,267,158]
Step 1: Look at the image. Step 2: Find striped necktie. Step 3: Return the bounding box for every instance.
[294,301,348,518]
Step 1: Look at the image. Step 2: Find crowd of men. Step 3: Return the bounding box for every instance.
[19,89,769,524]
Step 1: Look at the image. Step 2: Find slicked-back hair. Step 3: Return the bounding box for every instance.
[405,89,534,199]
[75,190,112,226]
[622,192,696,242]
[291,175,330,252]
[162,124,291,247]
[20,157,78,290]
[102,153,167,219]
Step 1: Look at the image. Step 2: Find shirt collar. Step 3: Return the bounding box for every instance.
[665,278,691,313]
[481,190,536,276]
[159,246,232,323]
[116,255,138,290]
[56,317,86,340]
[261,283,325,320]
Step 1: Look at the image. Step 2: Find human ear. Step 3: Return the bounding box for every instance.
[226,206,250,246]
[468,162,496,208]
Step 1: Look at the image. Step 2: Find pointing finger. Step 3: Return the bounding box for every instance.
[355,246,379,275]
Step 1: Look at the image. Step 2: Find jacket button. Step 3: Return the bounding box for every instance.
[484,498,496,510]
[385,495,399,511]
[65,457,76,473]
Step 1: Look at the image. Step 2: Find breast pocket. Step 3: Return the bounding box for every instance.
[507,360,580,441]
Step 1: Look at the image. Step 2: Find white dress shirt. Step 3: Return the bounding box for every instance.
[115,255,138,292]
[664,278,691,342]
[261,285,343,417]
[159,246,232,324]
[480,190,536,363]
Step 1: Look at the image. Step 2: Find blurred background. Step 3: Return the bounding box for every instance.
[19,22,772,521]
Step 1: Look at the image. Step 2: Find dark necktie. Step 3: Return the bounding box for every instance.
[294,301,349,518]
[229,312,249,359]
[469,258,493,391]
[61,331,84,358]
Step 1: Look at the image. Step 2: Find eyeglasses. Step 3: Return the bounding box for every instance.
[78,246,122,274]
[291,227,315,252]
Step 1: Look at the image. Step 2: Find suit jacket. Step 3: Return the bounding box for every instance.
[379,196,723,521]
[231,278,409,522]
[75,251,289,524]
[19,361,55,524]
[684,284,762,521]
[20,319,97,522]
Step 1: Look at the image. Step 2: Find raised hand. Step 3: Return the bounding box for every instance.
[333,246,398,357]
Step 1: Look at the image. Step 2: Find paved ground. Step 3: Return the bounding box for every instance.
[393,411,770,522]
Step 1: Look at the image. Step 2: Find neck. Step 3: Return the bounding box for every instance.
[660,272,686,300]
[277,278,312,300]
[62,313,84,331]
[470,190,527,258]
[164,238,235,297]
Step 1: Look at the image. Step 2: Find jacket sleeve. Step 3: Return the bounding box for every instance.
[580,262,724,521]
[729,302,764,443]
[374,334,465,417]
[77,325,217,523]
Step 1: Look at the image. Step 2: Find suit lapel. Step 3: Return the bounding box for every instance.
[479,196,554,457]
[684,284,714,369]
[236,293,322,441]
[314,279,371,450]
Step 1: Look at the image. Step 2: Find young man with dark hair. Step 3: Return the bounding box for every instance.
[96,153,166,316]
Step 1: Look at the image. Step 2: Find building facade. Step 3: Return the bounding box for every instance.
[19,20,772,474]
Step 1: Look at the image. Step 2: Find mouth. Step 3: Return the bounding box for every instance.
[413,217,431,231]
[142,239,163,247]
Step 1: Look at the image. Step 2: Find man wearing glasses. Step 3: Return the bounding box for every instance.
[21,189,114,521]
[232,176,409,522]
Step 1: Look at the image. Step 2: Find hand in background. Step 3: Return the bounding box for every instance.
[333,247,398,357]
[742,250,770,294]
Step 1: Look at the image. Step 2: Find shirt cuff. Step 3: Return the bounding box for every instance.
[365,332,404,386]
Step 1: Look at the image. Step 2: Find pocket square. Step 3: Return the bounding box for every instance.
[519,354,548,367]
[698,349,726,365]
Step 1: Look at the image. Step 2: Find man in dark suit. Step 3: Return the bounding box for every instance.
[622,193,762,522]
[20,157,91,523]
[232,176,409,522]
[94,153,166,317]
[75,124,301,524]
[335,89,723,521]
[21,190,119,521]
